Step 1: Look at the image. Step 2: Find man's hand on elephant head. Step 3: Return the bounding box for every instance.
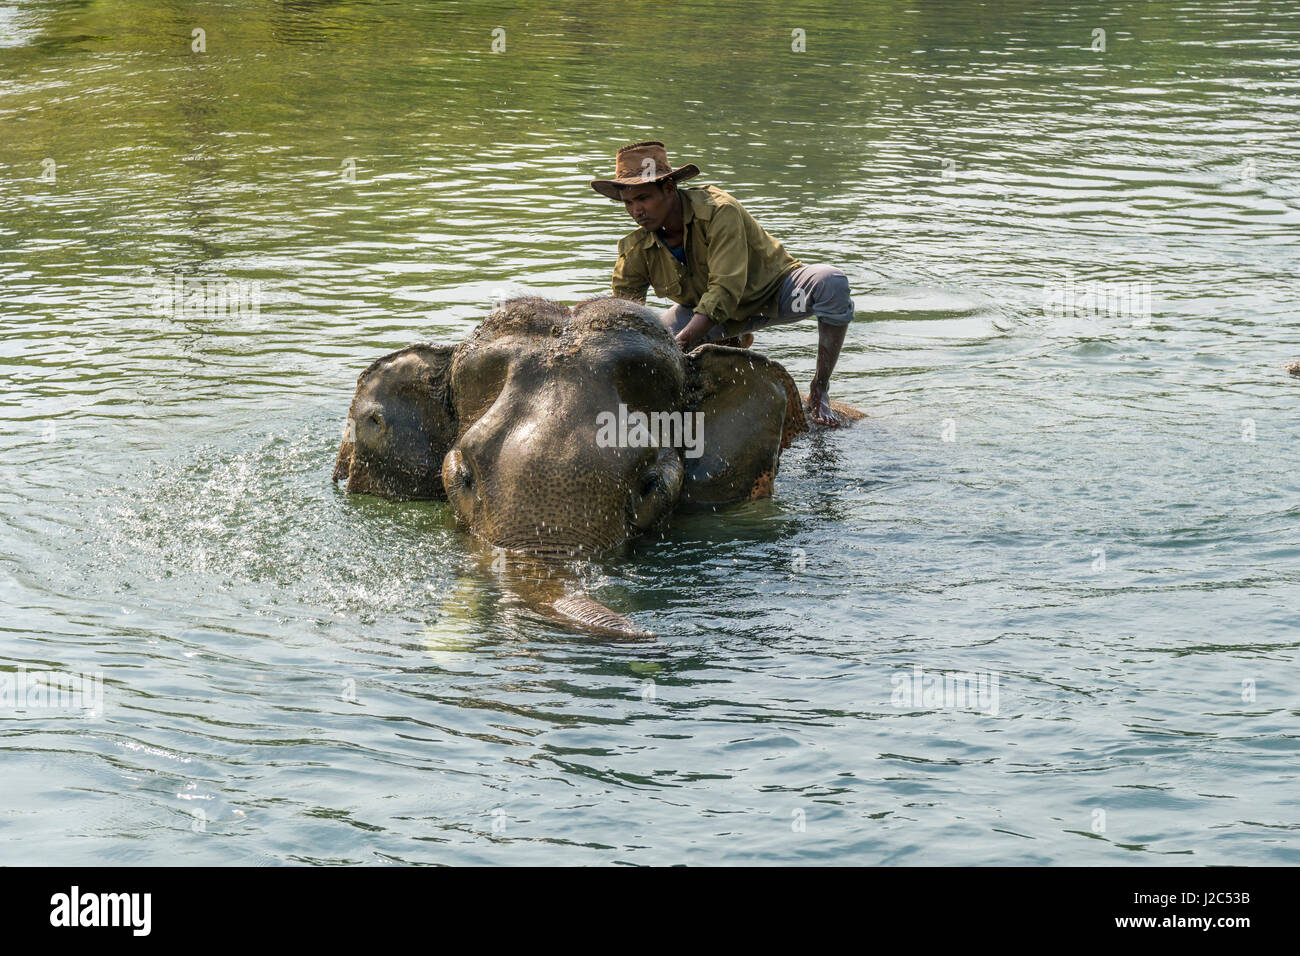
[674,311,713,350]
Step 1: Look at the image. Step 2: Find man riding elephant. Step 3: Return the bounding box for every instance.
[591,140,854,426]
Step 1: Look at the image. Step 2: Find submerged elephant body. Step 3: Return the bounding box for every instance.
[332,296,856,637]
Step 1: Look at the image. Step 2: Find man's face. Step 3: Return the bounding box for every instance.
[619,181,676,231]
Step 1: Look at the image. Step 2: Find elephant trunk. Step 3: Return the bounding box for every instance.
[549,593,655,641]
[473,550,655,641]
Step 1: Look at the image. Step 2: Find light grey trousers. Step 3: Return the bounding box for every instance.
[658,263,854,342]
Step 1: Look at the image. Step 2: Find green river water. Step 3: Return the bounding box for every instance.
[2,0,1298,864]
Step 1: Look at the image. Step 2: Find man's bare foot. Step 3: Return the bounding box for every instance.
[806,389,842,427]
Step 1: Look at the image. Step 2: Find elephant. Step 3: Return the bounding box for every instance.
[332,296,862,638]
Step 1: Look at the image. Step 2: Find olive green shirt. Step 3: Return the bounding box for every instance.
[611,186,801,335]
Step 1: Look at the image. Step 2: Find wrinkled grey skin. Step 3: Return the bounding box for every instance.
[333,296,821,637]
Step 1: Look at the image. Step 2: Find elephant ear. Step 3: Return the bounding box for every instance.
[332,344,458,500]
[680,345,807,510]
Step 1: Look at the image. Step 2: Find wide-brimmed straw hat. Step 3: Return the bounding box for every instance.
[590,141,701,200]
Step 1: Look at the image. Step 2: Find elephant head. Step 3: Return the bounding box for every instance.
[333,296,807,558]
[332,343,457,500]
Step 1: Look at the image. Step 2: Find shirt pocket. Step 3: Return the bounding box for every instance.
[652,273,684,302]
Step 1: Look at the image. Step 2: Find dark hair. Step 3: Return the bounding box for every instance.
[618,179,674,198]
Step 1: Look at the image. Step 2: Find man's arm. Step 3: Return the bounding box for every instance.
[692,204,748,329]
[674,205,749,349]
[612,244,650,304]
[674,311,714,349]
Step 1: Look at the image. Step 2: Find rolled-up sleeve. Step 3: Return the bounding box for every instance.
[693,204,748,325]
[612,241,650,304]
